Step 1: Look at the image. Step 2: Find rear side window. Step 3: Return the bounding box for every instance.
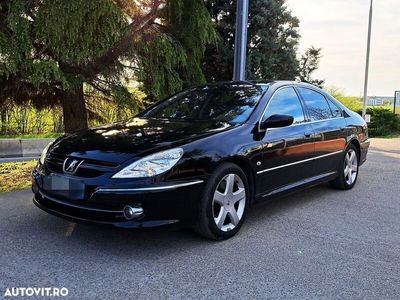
[327,99,342,118]
[262,87,305,124]
[297,88,333,121]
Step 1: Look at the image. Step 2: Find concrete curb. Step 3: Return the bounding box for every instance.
[0,156,39,163]
[0,138,55,158]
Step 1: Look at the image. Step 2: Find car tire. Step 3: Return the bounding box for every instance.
[193,163,249,240]
[329,144,360,190]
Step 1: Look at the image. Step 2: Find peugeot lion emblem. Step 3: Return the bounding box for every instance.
[63,158,82,174]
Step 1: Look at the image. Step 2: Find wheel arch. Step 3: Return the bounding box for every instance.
[218,156,257,206]
[348,138,361,158]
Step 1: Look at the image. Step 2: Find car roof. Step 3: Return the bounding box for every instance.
[205,80,322,90]
[197,80,272,88]
[190,81,328,99]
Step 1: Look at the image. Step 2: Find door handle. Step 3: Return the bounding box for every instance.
[304,132,313,139]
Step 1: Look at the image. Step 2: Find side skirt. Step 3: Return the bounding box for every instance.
[255,171,338,203]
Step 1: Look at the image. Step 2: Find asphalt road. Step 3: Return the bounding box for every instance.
[1,139,399,299]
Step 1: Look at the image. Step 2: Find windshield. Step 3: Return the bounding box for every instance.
[141,84,268,124]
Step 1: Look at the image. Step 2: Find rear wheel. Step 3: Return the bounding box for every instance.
[330,144,359,190]
[194,163,249,240]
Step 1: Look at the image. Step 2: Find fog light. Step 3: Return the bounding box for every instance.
[123,205,144,220]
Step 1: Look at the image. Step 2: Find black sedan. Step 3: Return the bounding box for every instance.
[32,81,370,240]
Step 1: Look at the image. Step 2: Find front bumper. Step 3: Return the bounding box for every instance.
[32,173,205,228]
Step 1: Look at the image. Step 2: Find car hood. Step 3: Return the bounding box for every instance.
[50,118,235,164]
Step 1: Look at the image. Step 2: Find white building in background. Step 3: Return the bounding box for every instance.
[367,97,384,106]
[367,96,399,107]
[396,91,400,107]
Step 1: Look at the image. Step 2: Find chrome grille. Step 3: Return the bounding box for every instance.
[45,153,119,178]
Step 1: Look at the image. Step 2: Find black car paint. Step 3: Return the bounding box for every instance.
[32,81,370,228]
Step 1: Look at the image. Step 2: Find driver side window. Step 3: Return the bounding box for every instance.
[262,87,305,124]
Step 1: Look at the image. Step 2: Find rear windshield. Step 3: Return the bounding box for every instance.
[141,84,268,124]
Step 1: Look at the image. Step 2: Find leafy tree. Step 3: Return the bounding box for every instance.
[298,46,324,87]
[203,0,300,81]
[327,86,362,111]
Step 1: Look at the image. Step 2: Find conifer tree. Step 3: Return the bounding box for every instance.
[203,0,300,81]
[0,0,216,132]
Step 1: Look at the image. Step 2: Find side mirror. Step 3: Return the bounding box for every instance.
[260,114,294,130]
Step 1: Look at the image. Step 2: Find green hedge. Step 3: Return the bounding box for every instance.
[357,107,400,137]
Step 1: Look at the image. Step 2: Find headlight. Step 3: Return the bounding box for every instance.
[112,148,184,178]
[39,142,52,165]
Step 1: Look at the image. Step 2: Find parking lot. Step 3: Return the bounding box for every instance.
[0,138,399,299]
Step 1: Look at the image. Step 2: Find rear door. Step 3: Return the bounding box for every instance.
[257,86,316,195]
[296,87,347,175]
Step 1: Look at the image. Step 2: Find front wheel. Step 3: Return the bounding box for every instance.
[330,144,359,190]
[194,163,249,240]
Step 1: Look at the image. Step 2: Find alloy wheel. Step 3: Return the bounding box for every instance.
[344,149,358,185]
[212,173,246,232]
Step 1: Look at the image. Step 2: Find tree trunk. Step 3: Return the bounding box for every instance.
[1,108,7,134]
[62,83,88,133]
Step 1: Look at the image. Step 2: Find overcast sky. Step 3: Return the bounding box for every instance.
[286,0,399,96]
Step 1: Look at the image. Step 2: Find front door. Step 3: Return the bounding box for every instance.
[257,87,316,196]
